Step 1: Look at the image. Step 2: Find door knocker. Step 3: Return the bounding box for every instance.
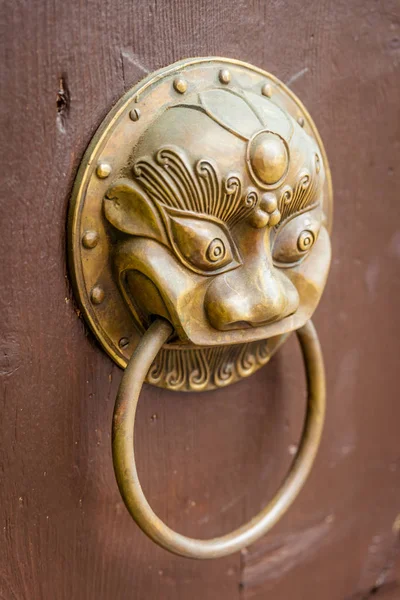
[68,57,332,559]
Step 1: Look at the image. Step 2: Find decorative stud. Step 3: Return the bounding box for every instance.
[82,230,99,249]
[261,83,272,98]
[297,116,305,127]
[249,192,282,229]
[248,132,288,185]
[90,285,105,305]
[129,108,141,122]
[261,193,281,227]
[249,210,270,229]
[260,193,277,214]
[119,337,130,349]
[219,69,231,84]
[96,163,112,179]
[268,210,282,227]
[173,77,187,94]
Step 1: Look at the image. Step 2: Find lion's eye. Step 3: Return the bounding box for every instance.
[206,238,226,262]
[297,229,316,252]
[162,208,240,275]
[272,205,321,267]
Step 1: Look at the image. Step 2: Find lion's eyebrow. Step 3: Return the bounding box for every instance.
[275,201,321,231]
[132,145,256,227]
[277,168,320,223]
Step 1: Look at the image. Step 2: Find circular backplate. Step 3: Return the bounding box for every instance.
[68,57,332,391]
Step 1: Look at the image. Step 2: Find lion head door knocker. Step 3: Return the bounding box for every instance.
[69,58,332,559]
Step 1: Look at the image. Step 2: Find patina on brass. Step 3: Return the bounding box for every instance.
[68,57,332,391]
[113,317,326,559]
[69,57,332,560]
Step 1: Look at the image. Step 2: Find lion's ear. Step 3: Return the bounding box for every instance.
[104,179,167,244]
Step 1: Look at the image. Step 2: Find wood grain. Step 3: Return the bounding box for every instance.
[1,0,399,598]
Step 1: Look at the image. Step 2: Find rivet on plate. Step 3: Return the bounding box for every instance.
[173,77,187,94]
[129,108,141,122]
[96,163,112,179]
[261,83,272,97]
[82,230,99,249]
[119,337,130,349]
[219,69,231,84]
[91,285,105,305]
[297,116,305,127]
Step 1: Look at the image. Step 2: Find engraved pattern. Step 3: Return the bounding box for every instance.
[134,145,256,227]
[146,339,271,391]
[278,168,318,222]
[70,58,333,392]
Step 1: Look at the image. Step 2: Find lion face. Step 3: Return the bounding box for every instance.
[104,89,331,346]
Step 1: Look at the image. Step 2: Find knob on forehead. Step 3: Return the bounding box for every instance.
[248,131,289,186]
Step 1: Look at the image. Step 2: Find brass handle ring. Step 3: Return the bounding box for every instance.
[112,318,326,560]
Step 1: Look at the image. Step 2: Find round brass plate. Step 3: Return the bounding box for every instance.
[68,57,332,391]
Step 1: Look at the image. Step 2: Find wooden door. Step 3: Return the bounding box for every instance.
[1,1,400,598]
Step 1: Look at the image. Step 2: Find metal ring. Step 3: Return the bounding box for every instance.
[112,318,326,559]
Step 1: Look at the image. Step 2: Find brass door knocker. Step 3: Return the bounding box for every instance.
[68,57,332,559]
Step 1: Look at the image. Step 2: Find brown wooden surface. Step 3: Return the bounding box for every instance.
[1,0,400,598]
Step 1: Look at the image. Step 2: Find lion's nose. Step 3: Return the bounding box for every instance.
[204,260,299,331]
